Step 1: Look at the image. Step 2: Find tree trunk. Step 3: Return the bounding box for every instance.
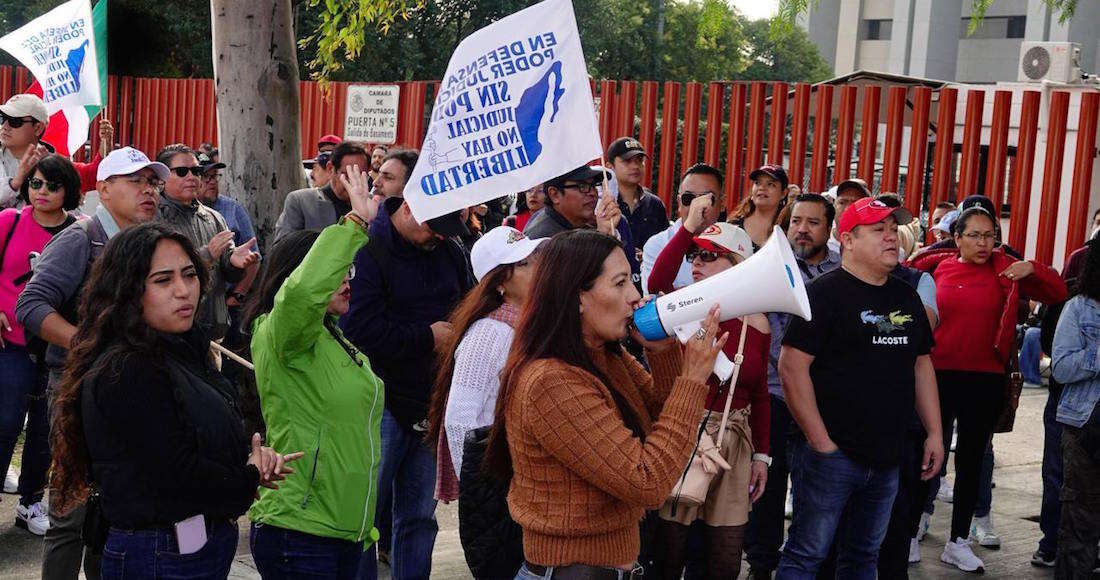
[211,0,303,247]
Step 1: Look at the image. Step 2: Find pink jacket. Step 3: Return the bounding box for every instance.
[0,207,61,346]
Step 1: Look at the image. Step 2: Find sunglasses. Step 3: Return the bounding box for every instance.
[169,166,204,178]
[679,191,716,207]
[685,248,731,263]
[28,177,64,192]
[1,114,35,129]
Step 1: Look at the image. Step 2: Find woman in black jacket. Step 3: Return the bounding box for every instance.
[49,223,300,580]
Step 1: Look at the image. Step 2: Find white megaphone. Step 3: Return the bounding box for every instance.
[632,225,812,382]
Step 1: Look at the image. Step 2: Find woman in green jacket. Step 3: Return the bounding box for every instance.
[244,165,383,579]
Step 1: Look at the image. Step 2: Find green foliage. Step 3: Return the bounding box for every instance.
[741,18,831,82]
[297,0,414,84]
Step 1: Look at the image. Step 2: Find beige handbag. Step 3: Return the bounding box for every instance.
[669,320,751,507]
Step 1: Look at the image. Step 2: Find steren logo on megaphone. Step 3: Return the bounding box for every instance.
[633,226,813,382]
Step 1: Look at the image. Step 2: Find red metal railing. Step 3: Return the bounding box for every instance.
[2,64,1097,264]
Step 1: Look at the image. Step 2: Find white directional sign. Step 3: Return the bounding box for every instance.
[344,84,400,144]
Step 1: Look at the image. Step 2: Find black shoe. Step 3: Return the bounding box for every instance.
[748,568,773,580]
[1030,549,1055,568]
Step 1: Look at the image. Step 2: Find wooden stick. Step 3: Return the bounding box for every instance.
[210,341,254,371]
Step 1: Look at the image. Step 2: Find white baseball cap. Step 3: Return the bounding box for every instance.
[96,147,171,182]
[692,222,754,260]
[0,94,48,126]
[471,226,547,282]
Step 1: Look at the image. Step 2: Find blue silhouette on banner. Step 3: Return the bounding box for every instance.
[65,40,89,91]
[514,60,564,164]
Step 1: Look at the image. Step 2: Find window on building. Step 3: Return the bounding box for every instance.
[863,19,893,41]
[963,15,1027,39]
[1007,16,1026,38]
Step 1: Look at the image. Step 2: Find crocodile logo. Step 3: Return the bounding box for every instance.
[860,309,913,333]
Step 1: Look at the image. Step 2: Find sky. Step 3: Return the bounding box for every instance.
[730,0,780,21]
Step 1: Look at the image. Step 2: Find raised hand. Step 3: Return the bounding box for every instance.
[683,193,715,234]
[340,163,379,223]
[229,237,259,269]
[206,230,234,259]
[595,193,622,236]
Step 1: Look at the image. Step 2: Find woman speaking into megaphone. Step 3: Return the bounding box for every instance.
[648,193,772,580]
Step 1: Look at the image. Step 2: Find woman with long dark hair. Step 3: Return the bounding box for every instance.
[1051,240,1100,576]
[483,229,727,579]
[909,207,1066,572]
[50,222,297,579]
[728,164,789,249]
[245,166,385,579]
[425,225,545,578]
[0,154,80,534]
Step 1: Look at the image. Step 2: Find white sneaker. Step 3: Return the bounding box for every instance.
[917,512,931,541]
[970,514,1001,549]
[15,500,50,535]
[909,538,921,564]
[3,467,17,494]
[942,538,985,573]
[937,479,954,503]
[784,488,793,519]
[950,431,958,452]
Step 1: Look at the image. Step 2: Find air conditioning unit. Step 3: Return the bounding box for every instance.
[1018,42,1081,84]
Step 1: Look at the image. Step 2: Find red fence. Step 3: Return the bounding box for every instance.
[2,66,1097,264]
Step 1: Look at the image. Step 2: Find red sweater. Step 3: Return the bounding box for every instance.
[648,224,771,454]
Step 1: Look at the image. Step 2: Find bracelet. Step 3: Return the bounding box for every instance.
[752,453,773,466]
[343,211,368,231]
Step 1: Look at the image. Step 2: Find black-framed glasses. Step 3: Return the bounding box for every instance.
[28,178,63,192]
[560,182,598,194]
[961,232,996,242]
[0,113,35,129]
[201,172,221,182]
[169,166,204,178]
[679,191,716,207]
[685,248,729,263]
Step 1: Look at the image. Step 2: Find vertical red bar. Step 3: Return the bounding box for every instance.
[929,88,959,217]
[958,89,986,197]
[169,81,181,147]
[857,85,881,185]
[15,67,28,92]
[1066,92,1100,259]
[880,87,906,193]
[809,85,834,193]
[133,79,146,154]
[1009,91,1041,253]
[905,87,932,219]
[617,81,637,138]
[0,66,11,103]
[743,82,767,196]
[639,81,659,189]
[788,84,811,188]
[657,82,681,208]
[409,82,428,149]
[206,80,219,147]
[834,86,857,183]
[725,84,747,213]
[151,79,163,153]
[768,82,788,165]
[984,91,1012,214]
[334,83,348,140]
[681,82,703,174]
[703,82,725,168]
[599,80,617,148]
[1035,91,1070,265]
[119,77,133,147]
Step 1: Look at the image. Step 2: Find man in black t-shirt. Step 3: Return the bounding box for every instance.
[776,197,944,579]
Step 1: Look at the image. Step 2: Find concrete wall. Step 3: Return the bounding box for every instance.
[957,39,1025,83]
[858,40,893,72]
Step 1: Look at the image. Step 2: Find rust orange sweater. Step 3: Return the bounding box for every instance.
[504,345,708,568]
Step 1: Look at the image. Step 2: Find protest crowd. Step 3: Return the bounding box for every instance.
[1,4,1100,580]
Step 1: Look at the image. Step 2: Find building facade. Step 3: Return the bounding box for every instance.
[798,0,1100,83]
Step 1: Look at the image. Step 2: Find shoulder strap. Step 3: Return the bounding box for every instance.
[715,319,751,451]
[0,209,22,272]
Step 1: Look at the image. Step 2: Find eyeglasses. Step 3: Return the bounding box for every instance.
[560,182,598,194]
[961,232,996,242]
[685,248,731,263]
[169,166,204,178]
[201,172,221,182]
[112,175,165,189]
[0,114,35,129]
[28,178,63,192]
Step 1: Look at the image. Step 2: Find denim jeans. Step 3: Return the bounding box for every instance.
[1021,327,1043,384]
[0,344,50,506]
[776,440,899,580]
[513,563,641,579]
[357,409,438,580]
[250,522,363,579]
[100,519,238,580]
[1040,382,1065,555]
[745,395,794,573]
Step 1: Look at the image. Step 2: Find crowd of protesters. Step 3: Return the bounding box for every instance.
[0,87,1097,580]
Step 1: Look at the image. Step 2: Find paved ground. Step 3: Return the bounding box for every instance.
[0,388,1091,579]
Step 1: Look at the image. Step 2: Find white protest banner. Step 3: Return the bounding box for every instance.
[0,0,101,115]
[403,0,602,221]
[345,84,399,144]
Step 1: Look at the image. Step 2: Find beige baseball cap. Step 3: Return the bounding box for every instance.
[0,94,49,126]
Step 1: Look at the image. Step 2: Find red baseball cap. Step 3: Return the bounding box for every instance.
[318,134,341,146]
[838,197,913,236]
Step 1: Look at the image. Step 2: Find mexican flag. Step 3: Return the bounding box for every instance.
[0,0,106,157]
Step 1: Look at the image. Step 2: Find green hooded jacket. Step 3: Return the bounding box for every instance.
[247,219,384,546]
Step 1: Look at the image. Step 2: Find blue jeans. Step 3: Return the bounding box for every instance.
[250,522,363,579]
[1039,382,1064,554]
[1021,327,1043,384]
[0,344,50,505]
[357,409,438,580]
[513,563,640,579]
[776,440,899,580]
[100,519,238,579]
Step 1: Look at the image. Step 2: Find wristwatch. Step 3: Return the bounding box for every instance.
[752,453,773,467]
